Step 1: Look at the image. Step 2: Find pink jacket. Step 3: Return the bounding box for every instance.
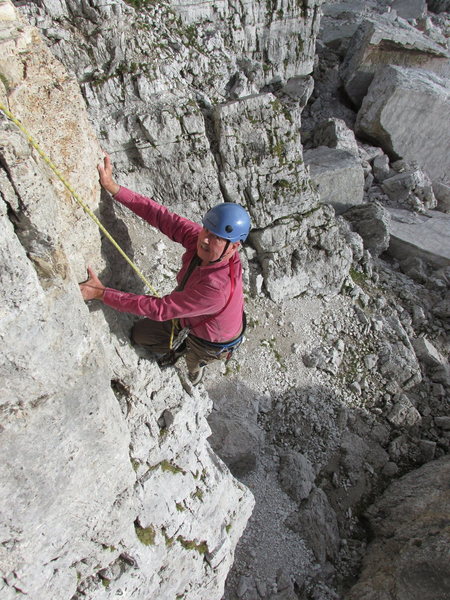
[103,187,244,342]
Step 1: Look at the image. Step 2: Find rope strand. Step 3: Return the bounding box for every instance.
[0,103,159,297]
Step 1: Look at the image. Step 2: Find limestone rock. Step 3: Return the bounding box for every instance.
[278,451,316,503]
[341,15,450,107]
[213,93,317,229]
[345,456,450,600]
[319,0,370,50]
[355,65,450,185]
[387,394,422,427]
[285,488,340,564]
[311,117,359,155]
[171,0,322,81]
[304,146,365,214]
[372,153,391,183]
[386,207,450,268]
[207,381,264,478]
[0,3,254,599]
[412,337,446,367]
[251,205,353,302]
[391,0,427,20]
[343,202,391,257]
[433,180,450,213]
[378,340,422,391]
[382,167,437,212]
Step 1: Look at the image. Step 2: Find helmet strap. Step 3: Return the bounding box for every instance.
[209,240,230,264]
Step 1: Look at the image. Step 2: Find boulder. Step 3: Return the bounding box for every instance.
[386,207,450,268]
[400,256,428,282]
[319,0,368,49]
[412,337,447,367]
[207,382,264,478]
[343,202,391,257]
[311,117,359,154]
[284,488,340,564]
[372,153,391,183]
[387,394,422,427]
[341,15,450,107]
[304,146,365,214]
[382,167,437,212]
[278,451,316,503]
[391,0,427,20]
[433,181,450,213]
[356,65,450,186]
[345,456,450,600]
[251,204,353,301]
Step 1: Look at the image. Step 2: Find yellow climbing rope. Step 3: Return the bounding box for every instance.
[0,102,159,297]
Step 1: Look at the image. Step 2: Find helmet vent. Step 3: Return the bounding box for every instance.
[225,225,233,233]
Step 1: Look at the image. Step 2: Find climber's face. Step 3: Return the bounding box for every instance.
[197,228,238,265]
[197,228,227,264]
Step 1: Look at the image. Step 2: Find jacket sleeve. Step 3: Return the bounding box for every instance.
[103,282,225,322]
[113,186,200,248]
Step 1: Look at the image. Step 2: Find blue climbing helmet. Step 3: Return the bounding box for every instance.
[202,203,251,243]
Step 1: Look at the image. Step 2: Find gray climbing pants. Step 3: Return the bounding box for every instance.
[131,318,229,377]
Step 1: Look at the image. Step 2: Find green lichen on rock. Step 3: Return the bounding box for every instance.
[177,536,208,554]
[134,522,156,546]
[160,460,186,475]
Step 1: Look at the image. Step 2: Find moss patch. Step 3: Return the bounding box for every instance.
[177,536,208,554]
[134,522,156,546]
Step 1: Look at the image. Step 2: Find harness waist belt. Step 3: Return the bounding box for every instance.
[189,331,243,349]
[189,313,247,349]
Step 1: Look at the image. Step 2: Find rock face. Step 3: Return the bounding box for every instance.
[213,93,316,228]
[172,0,322,81]
[0,2,254,599]
[17,0,350,303]
[2,1,450,600]
[345,456,450,600]
[356,65,450,185]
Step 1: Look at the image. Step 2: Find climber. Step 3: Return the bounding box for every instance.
[79,156,251,386]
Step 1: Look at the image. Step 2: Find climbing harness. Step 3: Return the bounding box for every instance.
[157,257,243,367]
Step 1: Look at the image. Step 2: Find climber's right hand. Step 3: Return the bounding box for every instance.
[97,154,120,196]
[79,266,105,301]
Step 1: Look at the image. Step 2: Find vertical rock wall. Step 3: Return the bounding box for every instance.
[18,0,351,302]
[0,2,253,598]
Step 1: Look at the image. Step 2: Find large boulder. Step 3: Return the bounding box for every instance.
[386,207,450,268]
[310,117,359,155]
[356,65,450,185]
[391,0,427,19]
[251,204,353,301]
[345,456,450,600]
[304,146,365,214]
[343,201,391,257]
[341,15,450,107]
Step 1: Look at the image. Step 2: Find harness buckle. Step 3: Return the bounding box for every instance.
[172,327,190,351]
